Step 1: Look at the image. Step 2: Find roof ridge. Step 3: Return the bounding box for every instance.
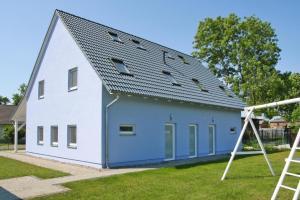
[55,9,198,61]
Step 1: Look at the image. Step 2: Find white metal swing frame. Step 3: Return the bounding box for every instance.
[221,97,300,181]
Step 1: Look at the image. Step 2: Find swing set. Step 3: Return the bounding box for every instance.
[220,97,300,199]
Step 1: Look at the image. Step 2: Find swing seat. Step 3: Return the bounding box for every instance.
[233,151,263,155]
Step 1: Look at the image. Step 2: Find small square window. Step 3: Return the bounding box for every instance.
[131,39,146,50]
[111,58,133,76]
[162,70,181,86]
[37,126,44,145]
[178,55,189,64]
[192,78,208,92]
[68,68,78,91]
[119,125,135,135]
[38,80,45,99]
[108,31,122,42]
[68,125,77,148]
[51,126,58,147]
[219,85,233,97]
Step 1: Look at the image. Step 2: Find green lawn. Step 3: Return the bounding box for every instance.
[33,151,299,200]
[0,156,69,179]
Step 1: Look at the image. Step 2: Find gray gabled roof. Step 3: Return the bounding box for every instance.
[0,105,16,125]
[56,10,245,110]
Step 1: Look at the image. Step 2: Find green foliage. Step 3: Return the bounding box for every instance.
[193,14,282,106]
[12,83,27,105]
[0,96,10,105]
[3,124,25,144]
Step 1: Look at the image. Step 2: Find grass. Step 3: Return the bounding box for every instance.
[0,156,69,179]
[33,151,300,200]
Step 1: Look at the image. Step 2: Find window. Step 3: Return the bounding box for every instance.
[167,53,175,60]
[219,85,233,97]
[192,78,208,92]
[189,124,197,158]
[119,125,135,135]
[68,68,78,91]
[37,126,44,145]
[131,39,146,50]
[162,70,181,86]
[68,125,77,148]
[51,126,58,147]
[108,31,122,42]
[178,55,189,64]
[111,58,133,76]
[38,80,45,99]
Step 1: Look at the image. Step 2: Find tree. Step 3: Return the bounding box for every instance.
[0,96,10,105]
[193,14,282,106]
[12,83,27,105]
[3,124,25,144]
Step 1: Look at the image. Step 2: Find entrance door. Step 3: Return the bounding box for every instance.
[208,125,215,155]
[165,124,175,160]
[189,124,197,158]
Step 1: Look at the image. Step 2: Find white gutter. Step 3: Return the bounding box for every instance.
[104,95,120,168]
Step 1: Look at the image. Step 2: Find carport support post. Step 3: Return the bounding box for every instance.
[14,120,18,152]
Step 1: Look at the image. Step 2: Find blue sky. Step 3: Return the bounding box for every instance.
[0,0,299,98]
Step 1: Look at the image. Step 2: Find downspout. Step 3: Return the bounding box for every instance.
[104,95,120,168]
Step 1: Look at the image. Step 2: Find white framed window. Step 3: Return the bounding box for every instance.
[37,126,44,145]
[108,31,122,42]
[38,80,45,99]
[230,127,237,134]
[131,39,146,50]
[51,126,58,147]
[68,67,78,91]
[119,125,135,135]
[189,124,198,158]
[111,58,133,76]
[67,125,77,148]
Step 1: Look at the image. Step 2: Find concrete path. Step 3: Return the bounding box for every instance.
[0,151,151,199]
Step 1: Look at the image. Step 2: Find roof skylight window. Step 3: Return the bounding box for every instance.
[167,53,175,60]
[111,58,133,76]
[162,70,181,86]
[131,39,146,50]
[178,55,189,64]
[192,78,208,92]
[219,85,233,97]
[108,31,122,42]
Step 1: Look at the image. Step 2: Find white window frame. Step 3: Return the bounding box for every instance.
[50,126,58,147]
[119,124,135,135]
[37,126,44,145]
[164,123,176,161]
[68,67,78,91]
[67,125,77,148]
[189,124,198,158]
[38,80,45,99]
[208,124,216,155]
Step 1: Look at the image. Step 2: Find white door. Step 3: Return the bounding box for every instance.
[165,124,175,160]
[189,125,197,158]
[208,125,215,155]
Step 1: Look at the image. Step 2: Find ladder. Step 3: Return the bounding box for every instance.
[271,128,300,200]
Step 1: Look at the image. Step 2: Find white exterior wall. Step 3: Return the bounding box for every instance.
[26,18,103,168]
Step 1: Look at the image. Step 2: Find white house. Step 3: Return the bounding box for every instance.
[12,10,245,168]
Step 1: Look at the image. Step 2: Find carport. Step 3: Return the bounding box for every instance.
[11,99,26,152]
